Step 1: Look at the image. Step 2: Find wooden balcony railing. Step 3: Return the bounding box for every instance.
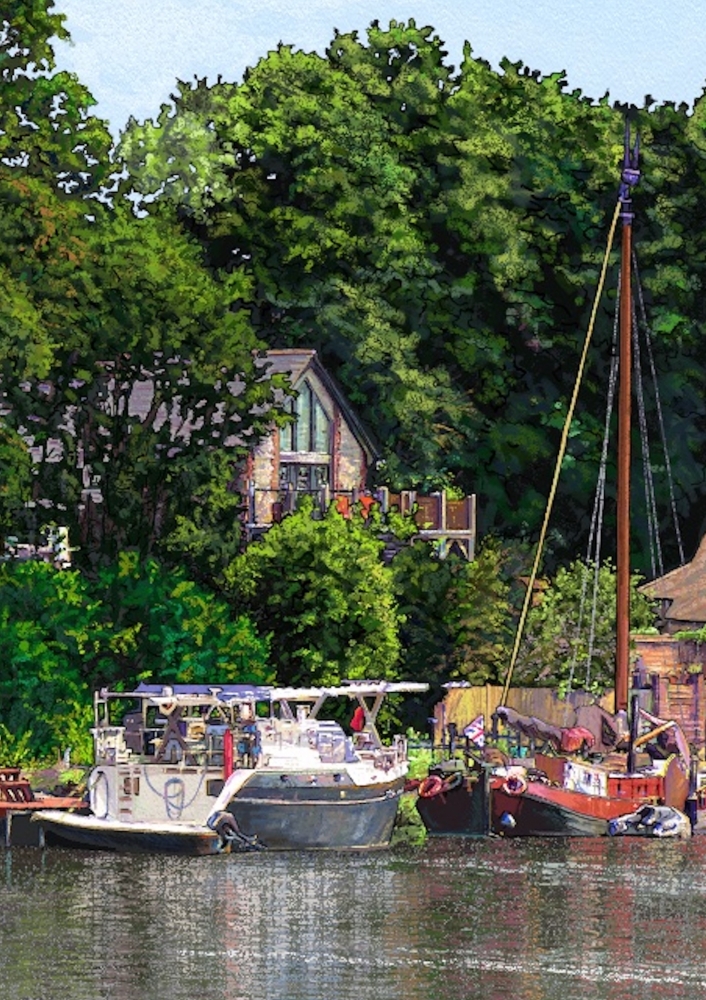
[244,485,476,560]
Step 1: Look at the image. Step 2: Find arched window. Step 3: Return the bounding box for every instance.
[279,381,331,492]
[279,381,330,454]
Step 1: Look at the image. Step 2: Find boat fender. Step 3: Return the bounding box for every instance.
[499,811,517,830]
[88,769,110,819]
[442,772,464,792]
[502,773,528,796]
[216,812,240,840]
[418,775,445,798]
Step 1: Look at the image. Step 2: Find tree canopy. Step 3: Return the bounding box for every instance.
[0,555,272,762]
[513,559,658,696]
[117,19,706,574]
[223,498,402,687]
[3,8,706,757]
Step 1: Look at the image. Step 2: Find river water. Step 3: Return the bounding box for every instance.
[2,831,706,1000]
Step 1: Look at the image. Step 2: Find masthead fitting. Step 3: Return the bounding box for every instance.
[619,122,640,223]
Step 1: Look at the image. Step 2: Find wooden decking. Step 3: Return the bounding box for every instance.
[0,768,34,803]
[0,767,83,847]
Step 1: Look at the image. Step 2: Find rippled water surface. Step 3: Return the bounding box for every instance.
[2,833,706,1000]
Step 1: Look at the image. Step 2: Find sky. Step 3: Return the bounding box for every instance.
[51,0,706,137]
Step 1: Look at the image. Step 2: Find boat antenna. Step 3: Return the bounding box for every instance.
[615,120,640,714]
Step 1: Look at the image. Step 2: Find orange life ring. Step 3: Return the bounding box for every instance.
[418,775,445,798]
[502,773,528,796]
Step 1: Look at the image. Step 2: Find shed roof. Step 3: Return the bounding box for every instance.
[640,534,706,624]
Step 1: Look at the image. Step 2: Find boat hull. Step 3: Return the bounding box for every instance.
[491,753,690,837]
[33,777,404,853]
[226,774,403,850]
[415,775,488,836]
[491,781,669,837]
[33,811,225,855]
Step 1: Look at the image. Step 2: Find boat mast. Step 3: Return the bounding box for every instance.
[616,124,640,713]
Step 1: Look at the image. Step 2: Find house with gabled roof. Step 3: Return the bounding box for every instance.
[242,350,378,534]
[3,347,477,560]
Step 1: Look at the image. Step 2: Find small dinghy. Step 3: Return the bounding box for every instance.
[607,804,692,839]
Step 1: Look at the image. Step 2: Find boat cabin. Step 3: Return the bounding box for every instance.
[92,681,422,775]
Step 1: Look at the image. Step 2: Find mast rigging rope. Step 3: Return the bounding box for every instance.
[566,281,620,695]
[500,199,623,708]
[632,251,685,567]
[632,295,663,579]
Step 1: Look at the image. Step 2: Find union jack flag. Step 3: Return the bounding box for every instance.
[463,714,485,747]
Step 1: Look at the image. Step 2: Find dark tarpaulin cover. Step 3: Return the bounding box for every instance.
[496,706,595,751]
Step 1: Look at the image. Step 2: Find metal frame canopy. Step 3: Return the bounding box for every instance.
[92,681,428,755]
[97,681,427,702]
[95,681,428,725]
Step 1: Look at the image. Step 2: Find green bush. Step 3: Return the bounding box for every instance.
[224,498,402,687]
[0,555,271,762]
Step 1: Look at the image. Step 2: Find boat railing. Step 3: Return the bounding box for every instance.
[259,718,308,751]
[92,723,228,768]
[356,734,408,771]
[92,726,131,764]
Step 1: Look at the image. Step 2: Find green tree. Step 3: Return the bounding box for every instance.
[90,552,272,688]
[161,449,246,587]
[0,2,113,382]
[223,497,401,686]
[4,205,288,568]
[0,556,272,762]
[0,423,32,538]
[0,6,283,575]
[0,560,99,761]
[392,539,513,688]
[513,559,658,695]
[117,18,706,571]
[118,23,476,493]
[0,1,111,193]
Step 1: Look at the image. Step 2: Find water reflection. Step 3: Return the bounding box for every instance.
[2,836,706,1000]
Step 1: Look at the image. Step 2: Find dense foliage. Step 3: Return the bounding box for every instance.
[513,560,658,695]
[0,4,291,570]
[5,7,706,574]
[224,498,403,687]
[2,6,706,760]
[391,538,514,686]
[118,21,706,573]
[0,424,31,536]
[0,556,272,762]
